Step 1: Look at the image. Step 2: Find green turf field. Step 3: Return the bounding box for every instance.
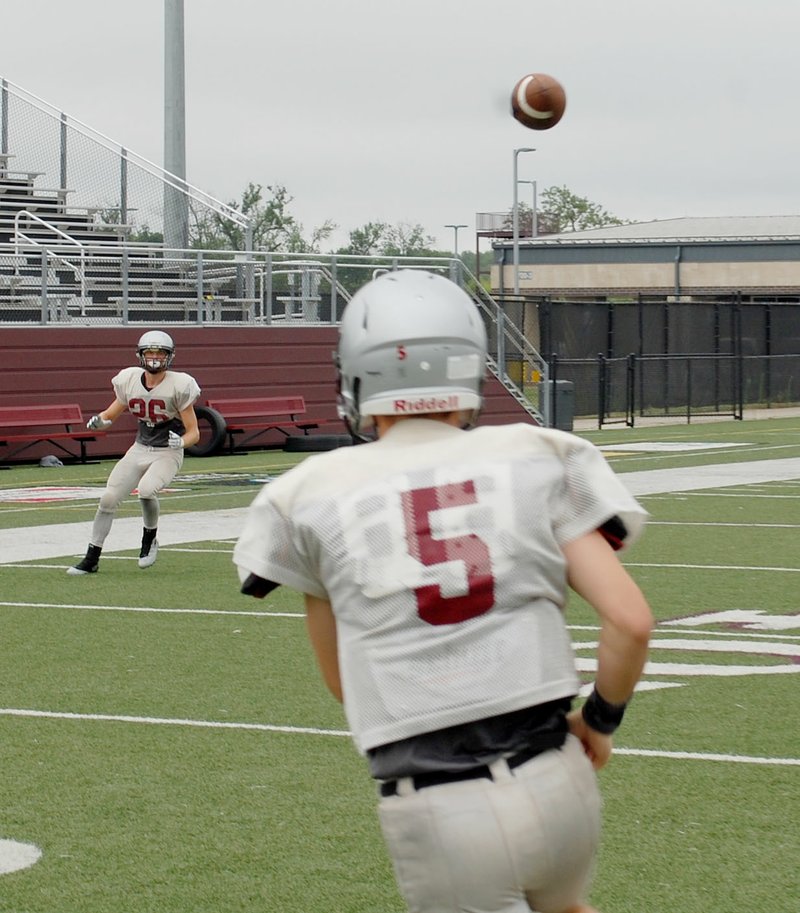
[1,417,799,912]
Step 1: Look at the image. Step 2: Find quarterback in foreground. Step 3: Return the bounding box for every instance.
[234,270,653,913]
[67,330,200,575]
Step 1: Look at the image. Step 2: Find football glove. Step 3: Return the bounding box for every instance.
[168,430,184,450]
[87,415,112,431]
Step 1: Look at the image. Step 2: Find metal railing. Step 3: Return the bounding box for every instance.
[0,242,549,423]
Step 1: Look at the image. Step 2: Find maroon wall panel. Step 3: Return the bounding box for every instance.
[0,326,536,464]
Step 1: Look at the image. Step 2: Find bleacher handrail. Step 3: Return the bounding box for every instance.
[13,210,87,301]
[0,77,249,231]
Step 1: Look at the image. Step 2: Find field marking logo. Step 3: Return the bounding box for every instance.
[576,610,800,691]
[0,839,42,875]
[0,486,105,503]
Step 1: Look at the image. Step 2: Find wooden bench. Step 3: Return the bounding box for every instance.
[205,395,325,454]
[0,403,104,467]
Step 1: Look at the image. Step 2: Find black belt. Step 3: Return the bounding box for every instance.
[379,741,552,798]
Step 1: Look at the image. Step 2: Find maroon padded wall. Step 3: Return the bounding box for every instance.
[0,326,536,464]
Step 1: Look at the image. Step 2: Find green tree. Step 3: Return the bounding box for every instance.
[191,182,295,250]
[189,182,334,252]
[337,221,437,258]
[538,185,626,234]
[381,222,437,257]
[338,221,389,256]
[284,219,338,254]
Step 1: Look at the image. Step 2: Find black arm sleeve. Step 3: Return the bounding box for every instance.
[240,573,280,598]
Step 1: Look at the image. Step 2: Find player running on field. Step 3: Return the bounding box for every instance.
[234,269,654,913]
[67,330,200,575]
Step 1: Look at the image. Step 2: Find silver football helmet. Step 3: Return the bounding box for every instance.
[137,330,175,373]
[336,270,487,435]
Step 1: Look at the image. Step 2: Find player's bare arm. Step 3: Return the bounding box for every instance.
[562,530,653,768]
[304,594,342,702]
[177,404,200,448]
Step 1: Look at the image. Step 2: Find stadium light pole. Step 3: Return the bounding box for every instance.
[517,179,537,238]
[445,223,468,257]
[164,0,188,251]
[512,147,535,295]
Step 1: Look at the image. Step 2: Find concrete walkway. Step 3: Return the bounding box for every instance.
[0,509,249,565]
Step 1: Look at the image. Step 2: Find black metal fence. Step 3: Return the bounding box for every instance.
[532,294,800,361]
[549,352,799,428]
[507,294,799,427]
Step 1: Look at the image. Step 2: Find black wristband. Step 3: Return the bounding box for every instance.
[581,686,627,734]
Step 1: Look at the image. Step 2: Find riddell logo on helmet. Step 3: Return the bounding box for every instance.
[393,395,459,413]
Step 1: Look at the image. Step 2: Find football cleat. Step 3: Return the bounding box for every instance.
[138,529,159,569]
[67,545,102,576]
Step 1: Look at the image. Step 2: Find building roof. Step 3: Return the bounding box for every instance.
[515,215,800,245]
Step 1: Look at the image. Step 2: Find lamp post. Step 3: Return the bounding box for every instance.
[512,147,535,295]
[517,179,537,238]
[445,223,468,257]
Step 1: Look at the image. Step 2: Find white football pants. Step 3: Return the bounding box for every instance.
[377,734,602,913]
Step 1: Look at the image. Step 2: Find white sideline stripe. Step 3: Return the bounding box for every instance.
[649,521,800,528]
[1,707,795,766]
[3,604,799,640]
[0,601,302,618]
[615,748,800,767]
[628,562,799,572]
[0,707,350,737]
[651,492,800,499]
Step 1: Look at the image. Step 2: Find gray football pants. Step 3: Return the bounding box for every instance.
[377,734,602,913]
[90,442,183,547]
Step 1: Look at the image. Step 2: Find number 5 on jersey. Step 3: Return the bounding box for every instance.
[401,480,495,626]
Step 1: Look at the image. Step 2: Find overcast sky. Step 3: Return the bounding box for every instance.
[3,0,800,251]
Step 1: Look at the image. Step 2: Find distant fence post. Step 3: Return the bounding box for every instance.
[60,112,68,189]
[626,353,636,427]
[686,356,692,423]
[548,352,559,430]
[734,292,744,419]
[39,249,48,325]
[330,258,338,324]
[196,250,204,325]
[597,353,606,428]
[120,147,128,225]
[1,79,8,153]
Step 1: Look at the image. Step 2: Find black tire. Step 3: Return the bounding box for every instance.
[283,433,355,453]
[186,405,227,457]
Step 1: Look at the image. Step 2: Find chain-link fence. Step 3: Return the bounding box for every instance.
[1,77,247,251]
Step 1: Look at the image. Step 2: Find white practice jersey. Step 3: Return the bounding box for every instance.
[112,366,201,447]
[234,419,647,753]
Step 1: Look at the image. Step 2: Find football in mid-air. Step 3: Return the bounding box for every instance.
[511,73,566,130]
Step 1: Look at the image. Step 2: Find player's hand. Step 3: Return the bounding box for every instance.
[168,430,184,450]
[567,707,613,770]
[87,415,112,431]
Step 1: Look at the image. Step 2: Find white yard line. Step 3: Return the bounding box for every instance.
[0,707,795,767]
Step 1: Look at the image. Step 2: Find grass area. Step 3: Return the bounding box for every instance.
[1,418,799,912]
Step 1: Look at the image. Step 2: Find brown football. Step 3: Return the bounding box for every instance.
[511,73,566,130]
